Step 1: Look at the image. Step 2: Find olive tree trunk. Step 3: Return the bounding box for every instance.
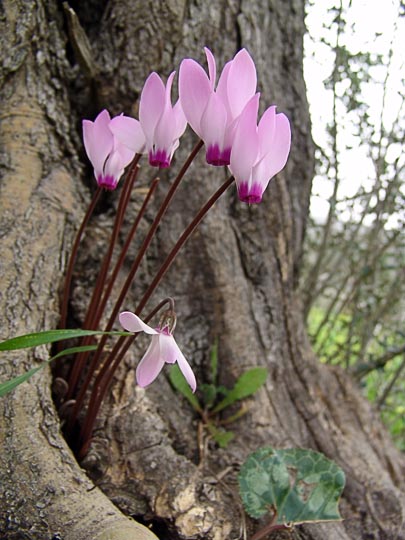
[1,1,404,540]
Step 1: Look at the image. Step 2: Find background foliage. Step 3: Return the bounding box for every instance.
[303,0,405,449]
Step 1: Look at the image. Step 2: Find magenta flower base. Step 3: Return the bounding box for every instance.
[206,144,231,166]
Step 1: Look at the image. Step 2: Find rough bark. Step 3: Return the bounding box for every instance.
[1,1,404,540]
[0,1,156,539]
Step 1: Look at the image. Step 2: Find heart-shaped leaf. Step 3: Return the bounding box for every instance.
[239,447,345,524]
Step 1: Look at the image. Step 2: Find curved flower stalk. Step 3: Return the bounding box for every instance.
[229,94,291,204]
[110,72,187,169]
[119,311,196,392]
[179,47,257,166]
[82,109,138,190]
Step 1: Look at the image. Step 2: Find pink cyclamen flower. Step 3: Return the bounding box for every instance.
[110,72,187,169]
[179,47,257,166]
[119,311,196,392]
[229,94,291,204]
[82,109,137,190]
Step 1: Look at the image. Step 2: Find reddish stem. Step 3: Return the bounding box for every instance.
[250,523,290,540]
[67,177,159,427]
[67,140,204,423]
[92,176,159,328]
[77,175,235,455]
[99,139,204,335]
[249,510,290,540]
[59,186,102,331]
[135,175,235,315]
[66,162,139,398]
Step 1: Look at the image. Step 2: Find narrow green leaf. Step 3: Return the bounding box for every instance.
[0,329,131,351]
[0,344,97,397]
[239,447,345,524]
[0,366,45,397]
[50,344,99,360]
[212,367,268,413]
[169,364,202,412]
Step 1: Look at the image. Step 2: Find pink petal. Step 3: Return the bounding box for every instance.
[154,107,177,155]
[257,105,276,157]
[216,61,232,117]
[164,71,176,105]
[200,92,227,150]
[83,110,113,177]
[109,115,146,153]
[136,336,165,387]
[179,58,212,137]
[114,140,136,168]
[226,49,257,119]
[204,47,216,89]
[139,72,166,144]
[223,115,239,153]
[175,345,197,393]
[119,311,158,335]
[259,112,291,180]
[229,94,260,182]
[158,332,178,364]
[172,100,187,141]
[103,151,125,186]
[216,60,231,97]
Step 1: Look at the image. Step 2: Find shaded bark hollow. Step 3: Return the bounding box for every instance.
[0,1,404,539]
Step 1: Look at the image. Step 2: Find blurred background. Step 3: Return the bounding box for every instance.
[303,0,405,449]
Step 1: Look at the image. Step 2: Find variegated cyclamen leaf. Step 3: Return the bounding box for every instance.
[238,447,345,524]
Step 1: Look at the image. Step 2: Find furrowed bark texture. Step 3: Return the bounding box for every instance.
[0,1,157,539]
[0,1,404,540]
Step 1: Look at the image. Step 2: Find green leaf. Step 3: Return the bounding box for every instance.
[0,329,130,351]
[212,367,268,413]
[239,447,345,524]
[200,383,217,409]
[169,364,202,413]
[207,423,234,448]
[0,345,97,397]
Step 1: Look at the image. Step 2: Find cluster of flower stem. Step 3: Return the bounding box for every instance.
[58,140,234,458]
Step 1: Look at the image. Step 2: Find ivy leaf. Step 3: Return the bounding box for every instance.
[212,367,268,413]
[239,447,345,524]
[169,364,202,413]
[0,329,130,351]
[0,345,97,397]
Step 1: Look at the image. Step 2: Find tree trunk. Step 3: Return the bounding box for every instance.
[1,1,404,540]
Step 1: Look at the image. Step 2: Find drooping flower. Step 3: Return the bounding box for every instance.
[110,72,187,169]
[82,109,138,190]
[119,311,196,392]
[229,94,291,204]
[179,47,257,166]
